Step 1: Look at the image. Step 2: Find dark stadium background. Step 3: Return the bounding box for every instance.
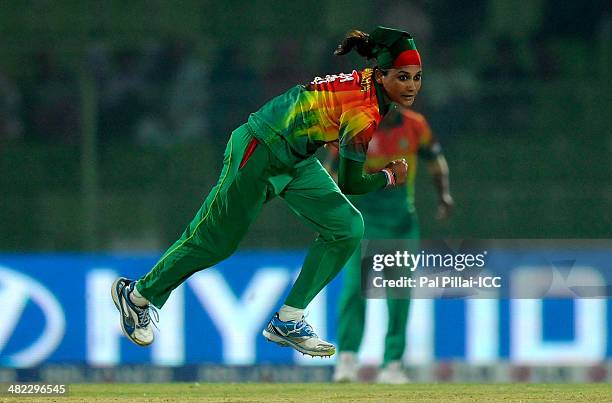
[1,0,609,251]
[0,0,611,390]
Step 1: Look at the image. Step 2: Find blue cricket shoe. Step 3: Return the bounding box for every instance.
[111,277,158,346]
[262,313,336,357]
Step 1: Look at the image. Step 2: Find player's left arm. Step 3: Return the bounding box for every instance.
[419,133,454,220]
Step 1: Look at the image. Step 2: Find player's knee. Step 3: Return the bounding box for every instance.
[215,242,239,262]
[345,208,364,243]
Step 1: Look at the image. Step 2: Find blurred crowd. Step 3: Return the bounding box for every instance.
[0,0,609,146]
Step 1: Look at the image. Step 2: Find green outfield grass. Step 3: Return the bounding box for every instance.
[3,383,611,402]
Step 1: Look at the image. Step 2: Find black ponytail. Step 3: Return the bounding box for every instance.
[334,30,377,59]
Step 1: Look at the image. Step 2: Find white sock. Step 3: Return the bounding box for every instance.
[339,351,357,363]
[129,282,149,307]
[278,305,304,322]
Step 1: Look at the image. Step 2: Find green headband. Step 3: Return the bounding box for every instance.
[369,26,421,69]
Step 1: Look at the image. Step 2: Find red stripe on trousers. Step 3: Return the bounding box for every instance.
[239,137,259,169]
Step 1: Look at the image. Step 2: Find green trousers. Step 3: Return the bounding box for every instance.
[136,123,364,310]
[336,196,418,365]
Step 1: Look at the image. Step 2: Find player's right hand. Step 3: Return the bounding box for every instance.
[384,159,408,185]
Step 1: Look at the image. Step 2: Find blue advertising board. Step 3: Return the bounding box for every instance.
[0,251,610,367]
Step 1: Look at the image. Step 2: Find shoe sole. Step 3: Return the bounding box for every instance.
[111,277,152,347]
[262,329,335,357]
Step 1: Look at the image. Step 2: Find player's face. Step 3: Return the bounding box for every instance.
[376,65,422,108]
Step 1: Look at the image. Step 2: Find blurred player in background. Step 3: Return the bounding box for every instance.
[111,26,423,358]
[327,107,453,382]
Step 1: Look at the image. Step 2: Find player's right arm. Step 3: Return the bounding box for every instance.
[338,156,407,194]
[337,109,407,194]
[324,141,407,194]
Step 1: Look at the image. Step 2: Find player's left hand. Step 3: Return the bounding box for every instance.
[436,193,454,220]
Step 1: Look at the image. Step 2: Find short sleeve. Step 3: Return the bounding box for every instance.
[418,116,433,148]
[417,116,442,160]
[338,108,378,162]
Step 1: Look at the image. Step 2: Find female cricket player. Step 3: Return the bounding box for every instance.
[328,107,453,382]
[111,26,423,357]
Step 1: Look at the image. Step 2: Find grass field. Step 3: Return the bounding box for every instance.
[2,383,611,402]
